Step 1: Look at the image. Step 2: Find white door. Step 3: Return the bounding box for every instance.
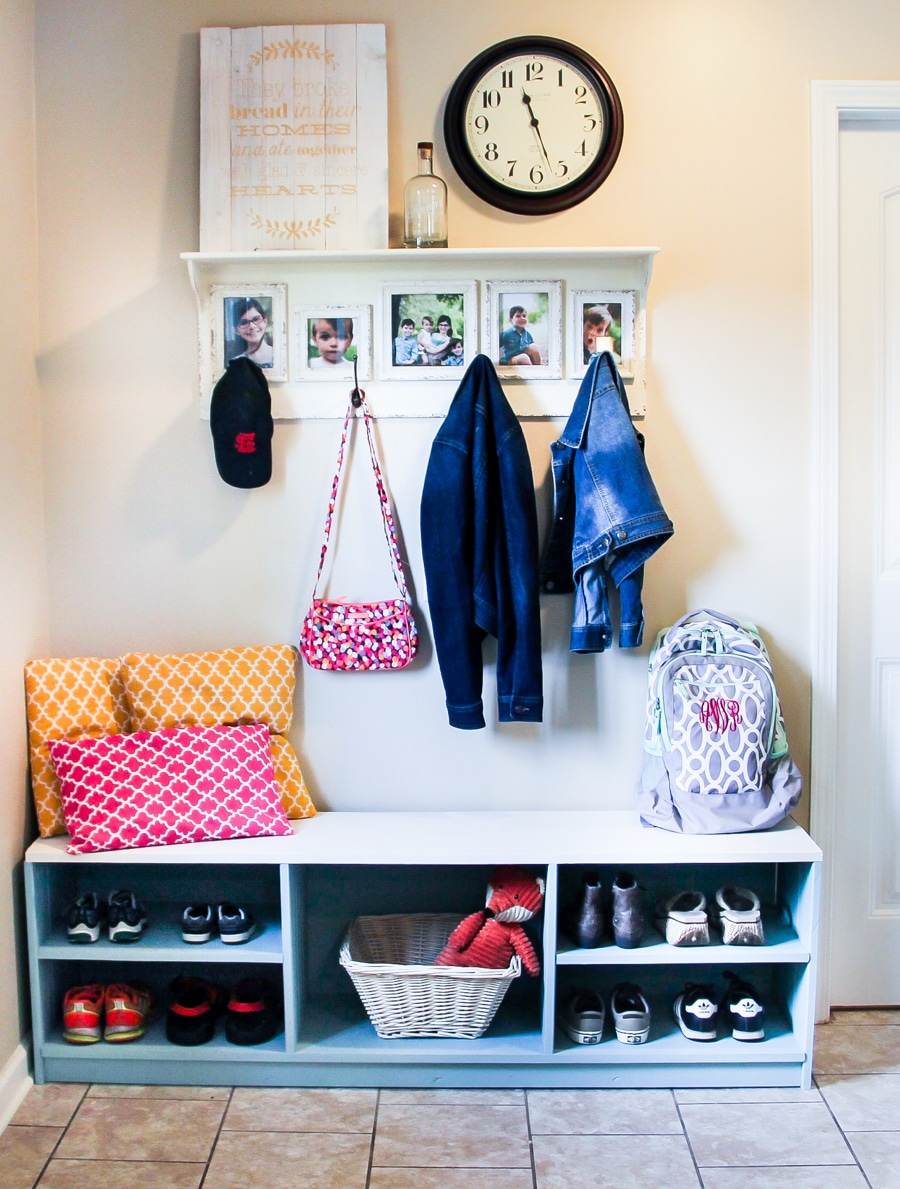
[830,119,900,1005]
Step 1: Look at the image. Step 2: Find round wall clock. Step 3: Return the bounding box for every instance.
[443,36,623,215]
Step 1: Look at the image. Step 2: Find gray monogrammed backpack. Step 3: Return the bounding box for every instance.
[635,609,802,833]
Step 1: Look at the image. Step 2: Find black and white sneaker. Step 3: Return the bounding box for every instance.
[722,971,765,1041]
[181,903,215,944]
[674,983,718,1041]
[217,902,255,944]
[107,889,147,943]
[65,892,107,944]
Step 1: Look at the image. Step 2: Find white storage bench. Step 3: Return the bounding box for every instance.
[24,809,822,1089]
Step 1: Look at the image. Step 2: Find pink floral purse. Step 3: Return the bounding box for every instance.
[300,395,418,672]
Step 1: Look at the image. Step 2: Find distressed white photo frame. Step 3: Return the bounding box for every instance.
[379,281,478,379]
[294,305,372,382]
[209,283,288,384]
[569,289,636,379]
[485,281,562,379]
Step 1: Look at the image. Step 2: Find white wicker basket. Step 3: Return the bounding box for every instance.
[339,913,521,1039]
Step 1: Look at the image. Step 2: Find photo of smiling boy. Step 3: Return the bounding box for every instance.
[394,317,419,365]
[499,304,542,366]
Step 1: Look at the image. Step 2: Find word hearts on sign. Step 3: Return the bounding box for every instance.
[200,25,388,250]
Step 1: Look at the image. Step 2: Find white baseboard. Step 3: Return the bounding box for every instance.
[0,1041,33,1134]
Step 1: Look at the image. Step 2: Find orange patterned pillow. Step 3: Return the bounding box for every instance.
[25,657,132,838]
[118,645,315,819]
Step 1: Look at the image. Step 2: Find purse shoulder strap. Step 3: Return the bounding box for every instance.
[310,394,411,602]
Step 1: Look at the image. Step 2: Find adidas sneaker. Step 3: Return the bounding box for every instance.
[673,982,718,1041]
[722,971,765,1041]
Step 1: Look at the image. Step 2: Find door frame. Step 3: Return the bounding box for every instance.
[811,81,900,1019]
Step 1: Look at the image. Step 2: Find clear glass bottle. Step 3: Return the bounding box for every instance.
[403,142,448,248]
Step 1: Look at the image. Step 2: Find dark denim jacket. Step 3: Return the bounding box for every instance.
[541,352,674,652]
[421,355,543,729]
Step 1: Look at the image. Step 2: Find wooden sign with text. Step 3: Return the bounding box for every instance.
[200,25,388,251]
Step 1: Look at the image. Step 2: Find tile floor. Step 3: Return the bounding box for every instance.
[3,1011,899,1189]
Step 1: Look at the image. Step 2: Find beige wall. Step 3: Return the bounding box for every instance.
[1,0,47,1071]
[0,0,892,1063]
[32,0,900,829]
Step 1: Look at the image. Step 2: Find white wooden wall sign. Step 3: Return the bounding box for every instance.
[200,25,388,251]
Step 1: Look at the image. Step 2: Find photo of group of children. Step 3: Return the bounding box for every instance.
[391,295,466,369]
[215,282,635,388]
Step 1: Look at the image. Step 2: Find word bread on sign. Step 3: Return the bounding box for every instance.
[200,25,388,251]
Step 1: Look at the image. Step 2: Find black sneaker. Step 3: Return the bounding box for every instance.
[674,982,718,1041]
[181,903,215,944]
[217,902,255,944]
[225,977,278,1046]
[65,892,107,944]
[107,889,147,943]
[166,976,222,1046]
[722,971,765,1041]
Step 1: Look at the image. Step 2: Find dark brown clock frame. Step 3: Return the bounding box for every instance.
[442,36,624,216]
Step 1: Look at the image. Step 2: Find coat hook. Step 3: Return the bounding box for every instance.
[351,357,363,407]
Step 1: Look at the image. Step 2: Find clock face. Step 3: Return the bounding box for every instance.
[444,37,623,215]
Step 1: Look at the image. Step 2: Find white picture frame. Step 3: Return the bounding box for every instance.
[209,283,288,384]
[569,289,637,380]
[379,281,477,380]
[294,305,372,382]
[485,281,562,379]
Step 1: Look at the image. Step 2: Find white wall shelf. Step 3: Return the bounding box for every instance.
[25,809,821,1090]
[182,246,658,420]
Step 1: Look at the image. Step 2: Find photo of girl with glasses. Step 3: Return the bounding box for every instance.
[225,296,274,368]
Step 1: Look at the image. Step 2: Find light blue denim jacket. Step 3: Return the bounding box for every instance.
[540,352,674,652]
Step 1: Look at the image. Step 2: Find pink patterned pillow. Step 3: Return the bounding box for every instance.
[48,723,294,855]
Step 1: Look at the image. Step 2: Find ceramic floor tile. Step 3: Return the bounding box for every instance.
[528,1088,681,1134]
[681,1102,853,1167]
[12,1084,87,1127]
[818,1073,900,1130]
[54,1098,224,1162]
[36,1159,204,1188]
[203,1130,371,1189]
[675,1088,823,1105]
[223,1087,376,1132]
[373,1104,530,1168]
[846,1131,900,1189]
[532,1133,700,1189]
[815,1024,900,1074]
[370,1171,534,1189]
[380,1089,525,1106]
[85,1084,230,1100]
[699,1168,868,1189]
[0,1126,62,1189]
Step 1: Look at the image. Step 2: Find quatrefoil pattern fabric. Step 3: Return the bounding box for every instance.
[119,645,297,734]
[49,723,294,855]
[25,657,132,838]
[118,645,315,820]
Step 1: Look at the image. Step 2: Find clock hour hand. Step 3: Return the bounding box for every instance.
[521,89,552,170]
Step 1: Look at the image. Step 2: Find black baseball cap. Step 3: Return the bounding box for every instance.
[209,357,274,488]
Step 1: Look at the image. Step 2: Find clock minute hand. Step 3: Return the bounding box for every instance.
[521,88,552,170]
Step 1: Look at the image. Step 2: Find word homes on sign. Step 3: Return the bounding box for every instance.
[200,25,388,251]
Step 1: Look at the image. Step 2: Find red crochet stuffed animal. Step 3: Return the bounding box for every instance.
[434,865,545,976]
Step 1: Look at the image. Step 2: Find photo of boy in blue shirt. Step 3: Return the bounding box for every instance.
[394,317,419,365]
[443,338,465,365]
[499,305,542,366]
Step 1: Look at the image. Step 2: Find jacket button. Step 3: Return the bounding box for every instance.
[545,580,556,591]
[617,529,628,541]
